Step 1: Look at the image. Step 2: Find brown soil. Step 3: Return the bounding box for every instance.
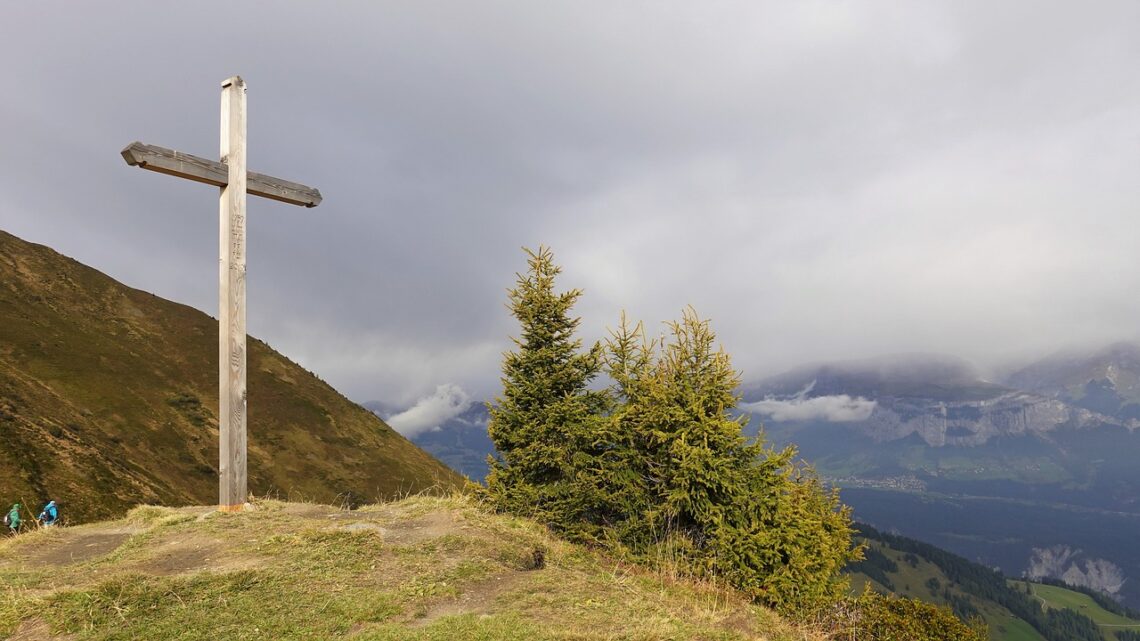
[408,571,527,626]
[6,618,75,641]
[141,538,223,575]
[381,510,463,546]
[5,516,257,582]
[23,527,137,566]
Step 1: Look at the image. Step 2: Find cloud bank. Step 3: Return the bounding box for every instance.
[745,394,877,423]
[2,2,1138,406]
[743,380,876,422]
[385,384,472,438]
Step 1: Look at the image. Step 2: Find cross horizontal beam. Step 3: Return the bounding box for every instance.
[121,141,322,208]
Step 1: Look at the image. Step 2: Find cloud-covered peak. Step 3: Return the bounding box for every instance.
[386,384,473,438]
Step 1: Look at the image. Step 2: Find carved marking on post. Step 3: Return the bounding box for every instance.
[122,76,321,513]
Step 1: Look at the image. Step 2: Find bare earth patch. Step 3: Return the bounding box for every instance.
[380,510,463,545]
[137,537,225,575]
[22,527,137,566]
[7,618,75,641]
[408,571,527,626]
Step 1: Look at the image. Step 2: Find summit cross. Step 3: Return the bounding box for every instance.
[121,76,322,512]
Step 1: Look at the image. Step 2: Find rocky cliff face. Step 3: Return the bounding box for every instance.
[859,390,1117,446]
[1003,342,1140,421]
[745,354,1138,448]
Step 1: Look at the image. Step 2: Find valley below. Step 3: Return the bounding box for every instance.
[841,487,1140,608]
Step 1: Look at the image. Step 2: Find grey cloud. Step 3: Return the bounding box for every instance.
[1,2,1137,405]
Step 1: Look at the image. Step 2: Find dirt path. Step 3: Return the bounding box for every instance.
[22,527,138,566]
[1,509,254,581]
[408,571,527,626]
[7,618,75,641]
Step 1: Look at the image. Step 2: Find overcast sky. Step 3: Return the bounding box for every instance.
[3,2,1138,413]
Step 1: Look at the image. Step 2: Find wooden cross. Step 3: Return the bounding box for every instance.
[121,76,322,512]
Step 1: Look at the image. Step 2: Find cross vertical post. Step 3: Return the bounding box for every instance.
[218,76,248,511]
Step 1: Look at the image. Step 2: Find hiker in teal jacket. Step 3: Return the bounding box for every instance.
[6,503,20,534]
[38,500,59,527]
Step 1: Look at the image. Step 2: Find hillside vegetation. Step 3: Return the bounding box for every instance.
[0,494,815,641]
[847,524,1136,641]
[0,229,460,522]
[1027,582,1140,640]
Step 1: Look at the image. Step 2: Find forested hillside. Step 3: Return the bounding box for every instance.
[850,524,1134,641]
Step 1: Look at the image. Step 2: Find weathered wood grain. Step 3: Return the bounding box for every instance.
[218,76,248,512]
[121,142,322,208]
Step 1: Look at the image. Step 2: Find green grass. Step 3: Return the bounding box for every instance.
[986,611,1048,641]
[1029,583,1140,627]
[849,542,1047,641]
[0,495,811,641]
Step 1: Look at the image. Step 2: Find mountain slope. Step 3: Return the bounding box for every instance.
[0,229,460,522]
[847,525,1129,641]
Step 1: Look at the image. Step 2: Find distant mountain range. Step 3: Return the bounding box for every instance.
[1005,342,1140,421]
[739,348,1140,506]
[744,351,1138,449]
[384,345,1140,491]
[741,347,1140,607]
[0,229,460,522]
[375,342,1140,606]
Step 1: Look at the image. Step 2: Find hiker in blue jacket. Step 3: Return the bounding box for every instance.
[38,500,59,527]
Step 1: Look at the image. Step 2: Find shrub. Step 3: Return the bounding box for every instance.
[832,593,988,641]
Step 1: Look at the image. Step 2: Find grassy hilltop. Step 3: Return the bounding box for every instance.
[0,229,461,523]
[0,494,813,641]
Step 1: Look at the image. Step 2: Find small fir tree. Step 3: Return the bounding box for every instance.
[483,247,606,529]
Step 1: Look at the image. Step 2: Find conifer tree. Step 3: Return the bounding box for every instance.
[597,308,858,614]
[484,249,857,615]
[483,247,606,527]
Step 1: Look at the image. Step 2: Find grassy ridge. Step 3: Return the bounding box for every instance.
[848,540,1045,641]
[849,524,1140,641]
[1026,583,1140,639]
[0,229,461,523]
[0,495,811,640]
